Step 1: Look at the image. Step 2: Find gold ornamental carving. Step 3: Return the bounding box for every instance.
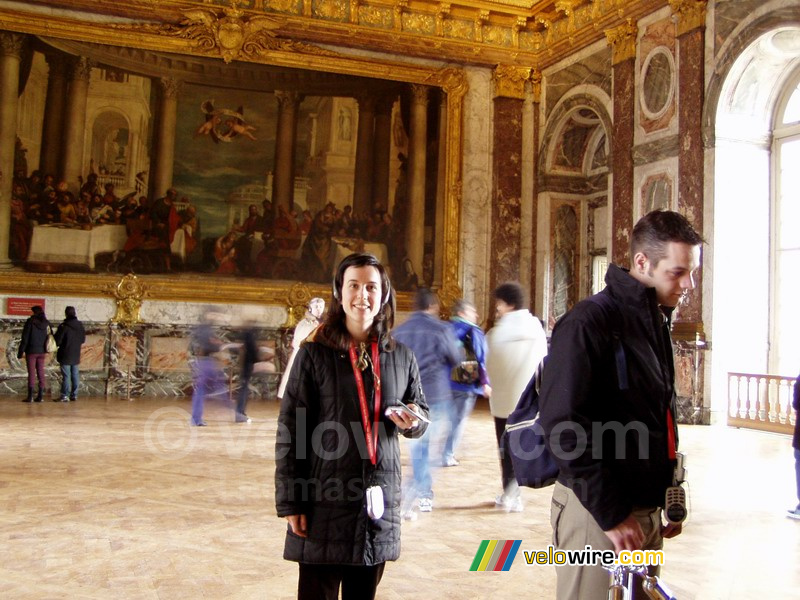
[284,282,314,327]
[605,18,638,66]
[669,0,708,36]
[108,274,147,328]
[430,67,468,99]
[493,65,531,100]
[119,5,337,63]
[530,68,542,103]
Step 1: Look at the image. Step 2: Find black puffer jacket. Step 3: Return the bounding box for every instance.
[18,314,51,357]
[55,317,86,365]
[275,333,428,566]
[539,264,678,531]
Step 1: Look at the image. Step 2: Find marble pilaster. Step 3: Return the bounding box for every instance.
[60,56,92,191]
[529,69,542,312]
[39,53,68,178]
[0,32,25,268]
[674,0,706,324]
[353,95,376,215]
[405,84,428,279]
[272,90,301,216]
[606,20,638,267]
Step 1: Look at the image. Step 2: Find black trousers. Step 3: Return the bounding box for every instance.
[494,416,518,494]
[297,562,385,600]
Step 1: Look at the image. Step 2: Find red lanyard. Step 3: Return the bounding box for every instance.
[348,342,381,465]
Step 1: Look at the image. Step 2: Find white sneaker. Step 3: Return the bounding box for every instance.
[418,498,433,512]
[403,509,418,521]
[495,493,523,513]
[787,508,800,520]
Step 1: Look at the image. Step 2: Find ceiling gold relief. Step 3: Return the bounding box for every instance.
[8,0,668,68]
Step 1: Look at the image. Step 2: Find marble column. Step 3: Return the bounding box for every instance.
[489,65,530,294]
[273,90,301,216]
[353,95,376,216]
[150,77,180,200]
[405,85,428,279]
[371,95,394,211]
[529,69,542,312]
[606,20,638,268]
[0,32,25,268]
[39,53,68,178]
[60,56,92,191]
[673,0,707,324]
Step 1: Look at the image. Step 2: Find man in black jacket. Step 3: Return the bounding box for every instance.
[539,210,703,600]
[54,306,86,402]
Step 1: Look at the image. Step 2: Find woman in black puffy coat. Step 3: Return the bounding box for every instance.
[17,305,51,402]
[275,252,429,600]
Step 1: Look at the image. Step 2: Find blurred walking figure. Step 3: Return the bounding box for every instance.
[277,297,325,399]
[17,305,51,403]
[235,317,259,423]
[486,282,547,512]
[444,299,491,467]
[189,309,226,427]
[54,306,86,402]
[392,288,461,516]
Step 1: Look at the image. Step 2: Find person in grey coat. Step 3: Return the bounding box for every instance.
[54,306,86,402]
[17,305,51,402]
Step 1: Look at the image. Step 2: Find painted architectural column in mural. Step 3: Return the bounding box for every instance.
[672,0,707,325]
[433,93,447,288]
[353,94,376,215]
[529,69,542,310]
[272,90,301,215]
[60,56,92,192]
[39,53,68,178]
[150,77,180,201]
[405,84,428,279]
[0,31,25,268]
[606,19,638,267]
[371,94,394,211]
[489,65,529,294]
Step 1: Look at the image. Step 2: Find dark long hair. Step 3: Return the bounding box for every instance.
[316,252,396,351]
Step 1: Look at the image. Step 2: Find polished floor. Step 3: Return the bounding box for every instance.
[0,395,798,599]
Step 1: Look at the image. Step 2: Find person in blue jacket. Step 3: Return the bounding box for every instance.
[443,298,491,467]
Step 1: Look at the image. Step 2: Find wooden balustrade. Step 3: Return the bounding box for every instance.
[727,372,797,435]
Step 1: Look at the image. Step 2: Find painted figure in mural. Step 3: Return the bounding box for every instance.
[485,281,547,513]
[54,306,86,402]
[277,297,325,400]
[539,210,702,600]
[276,252,428,600]
[300,208,336,282]
[149,188,180,271]
[17,306,52,403]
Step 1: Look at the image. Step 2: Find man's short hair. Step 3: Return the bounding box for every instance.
[451,298,474,316]
[413,288,439,312]
[493,282,525,311]
[631,210,704,266]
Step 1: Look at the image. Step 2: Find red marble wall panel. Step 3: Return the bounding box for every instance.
[677,27,705,323]
[490,96,524,294]
[611,58,636,267]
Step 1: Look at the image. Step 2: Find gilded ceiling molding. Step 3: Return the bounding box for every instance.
[605,18,638,66]
[474,10,489,44]
[669,0,708,36]
[394,0,407,31]
[113,4,337,63]
[555,0,579,32]
[0,31,26,58]
[493,64,531,100]
[435,3,451,37]
[511,17,527,49]
[530,68,542,103]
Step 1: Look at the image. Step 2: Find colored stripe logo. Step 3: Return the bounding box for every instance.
[469,540,522,571]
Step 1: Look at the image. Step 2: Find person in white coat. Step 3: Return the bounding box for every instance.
[277,297,325,399]
[485,282,548,512]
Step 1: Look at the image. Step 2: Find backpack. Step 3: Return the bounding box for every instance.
[450,327,480,385]
[503,293,626,489]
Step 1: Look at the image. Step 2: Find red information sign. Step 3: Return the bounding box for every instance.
[6,297,46,317]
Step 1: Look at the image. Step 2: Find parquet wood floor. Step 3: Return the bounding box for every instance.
[0,396,798,599]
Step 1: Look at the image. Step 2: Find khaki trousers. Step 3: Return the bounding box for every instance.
[549,481,663,600]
